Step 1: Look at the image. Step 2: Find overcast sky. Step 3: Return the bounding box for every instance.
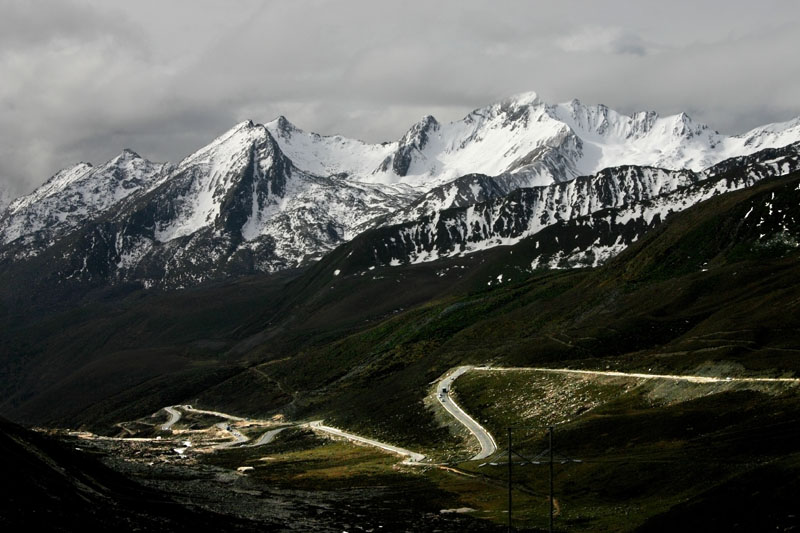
[2,0,799,198]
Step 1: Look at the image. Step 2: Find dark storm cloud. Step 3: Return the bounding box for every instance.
[1,0,799,199]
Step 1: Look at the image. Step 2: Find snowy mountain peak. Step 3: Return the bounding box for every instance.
[630,110,660,136]
[547,99,718,144]
[7,163,94,214]
[670,112,708,138]
[264,116,395,180]
[149,119,299,243]
[272,115,298,136]
[736,116,800,150]
[468,92,543,125]
[102,149,161,177]
[402,115,439,141]
[0,151,166,246]
[381,115,442,177]
[5,91,800,290]
[263,91,800,194]
[177,119,270,172]
[118,148,142,158]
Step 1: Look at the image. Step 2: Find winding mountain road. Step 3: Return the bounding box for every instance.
[430,364,798,462]
[214,422,249,449]
[161,406,182,431]
[474,366,800,384]
[157,405,252,448]
[305,421,426,463]
[146,365,795,466]
[436,366,498,461]
[152,405,427,460]
[250,427,290,447]
[182,405,244,420]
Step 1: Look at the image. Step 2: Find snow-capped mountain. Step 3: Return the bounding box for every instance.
[266,92,800,192]
[263,91,800,228]
[328,143,800,273]
[130,120,414,282]
[2,92,800,290]
[0,150,169,249]
[0,121,417,288]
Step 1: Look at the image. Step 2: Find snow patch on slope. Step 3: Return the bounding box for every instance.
[266,116,395,180]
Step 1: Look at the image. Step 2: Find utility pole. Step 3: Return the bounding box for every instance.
[486,425,571,532]
[508,427,513,532]
[549,426,554,533]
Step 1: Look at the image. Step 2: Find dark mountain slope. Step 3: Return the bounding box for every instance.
[0,418,259,531]
[0,247,518,428]
[242,170,800,449]
[3,168,800,439]
[0,271,300,427]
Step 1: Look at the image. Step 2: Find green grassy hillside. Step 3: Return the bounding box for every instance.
[2,171,799,531]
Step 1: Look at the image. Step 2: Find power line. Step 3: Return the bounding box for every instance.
[469,420,800,531]
[492,425,581,532]
[508,427,512,533]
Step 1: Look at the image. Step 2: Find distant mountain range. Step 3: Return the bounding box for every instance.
[1,92,799,291]
[3,94,800,533]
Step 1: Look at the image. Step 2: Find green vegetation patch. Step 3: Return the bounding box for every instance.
[453,370,644,440]
[450,368,800,531]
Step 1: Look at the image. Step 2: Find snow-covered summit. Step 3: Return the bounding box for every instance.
[265,116,395,180]
[265,93,800,191]
[175,120,262,173]
[3,91,800,289]
[734,116,800,151]
[152,119,290,242]
[0,150,168,245]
